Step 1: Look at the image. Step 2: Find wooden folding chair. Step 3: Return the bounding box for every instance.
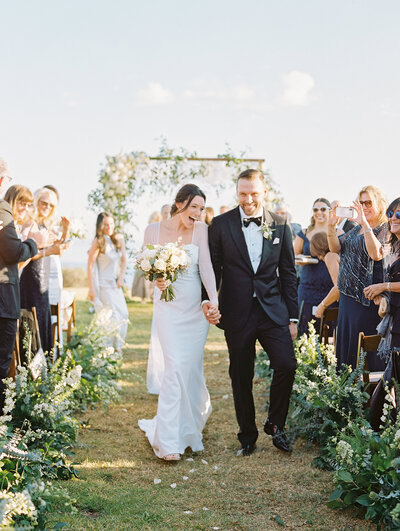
[50,303,62,361]
[8,320,21,379]
[19,307,42,365]
[65,297,76,343]
[356,332,385,395]
[318,307,339,345]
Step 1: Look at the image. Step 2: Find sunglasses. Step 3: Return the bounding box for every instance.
[313,207,330,213]
[39,199,54,209]
[359,200,373,207]
[387,210,400,220]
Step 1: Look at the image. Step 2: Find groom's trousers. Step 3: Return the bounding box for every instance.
[224,298,297,447]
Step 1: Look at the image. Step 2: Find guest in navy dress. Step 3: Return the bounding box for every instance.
[328,185,388,371]
[294,198,337,335]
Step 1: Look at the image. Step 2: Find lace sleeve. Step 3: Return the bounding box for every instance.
[193,222,218,306]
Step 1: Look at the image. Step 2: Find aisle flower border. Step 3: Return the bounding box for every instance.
[0,309,122,529]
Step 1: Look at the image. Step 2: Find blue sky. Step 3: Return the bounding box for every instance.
[1,1,399,263]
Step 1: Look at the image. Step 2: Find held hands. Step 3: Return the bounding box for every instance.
[202,302,221,325]
[289,322,298,341]
[314,303,325,319]
[363,283,386,300]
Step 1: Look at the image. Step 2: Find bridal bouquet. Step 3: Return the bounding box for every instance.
[135,242,191,301]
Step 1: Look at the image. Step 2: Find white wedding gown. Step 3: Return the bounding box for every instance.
[138,221,218,458]
[95,236,129,351]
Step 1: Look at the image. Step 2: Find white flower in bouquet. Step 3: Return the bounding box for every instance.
[154,258,167,271]
[135,242,191,302]
[140,258,152,272]
[69,218,87,240]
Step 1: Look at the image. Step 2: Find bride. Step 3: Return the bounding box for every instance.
[138,184,219,461]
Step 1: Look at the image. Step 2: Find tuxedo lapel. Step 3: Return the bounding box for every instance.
[228,207,253,272]
[256,210,275,273]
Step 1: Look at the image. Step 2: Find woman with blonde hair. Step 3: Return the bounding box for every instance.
[328,185,388,371]
[18,187,68,353]
[87,212,128,351]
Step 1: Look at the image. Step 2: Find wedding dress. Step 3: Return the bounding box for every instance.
[138,221,218,458]
[95,236,129,350]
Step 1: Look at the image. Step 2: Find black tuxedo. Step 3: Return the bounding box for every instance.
[0,199,37,407]
[206,207,298,446]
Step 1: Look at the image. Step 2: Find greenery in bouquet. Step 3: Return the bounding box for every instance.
[327,397,400,529]
[135,242,191,302]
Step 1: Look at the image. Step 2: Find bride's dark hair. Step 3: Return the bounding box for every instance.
[170,184,206,217]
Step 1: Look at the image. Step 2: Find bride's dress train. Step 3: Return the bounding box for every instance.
[138,222,217,458]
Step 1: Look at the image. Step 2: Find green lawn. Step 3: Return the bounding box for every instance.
[48,300,373,530]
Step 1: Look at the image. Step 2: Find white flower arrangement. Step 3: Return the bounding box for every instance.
[135,242,191,301]
[0,490,38,528]
[68,217,87,240]
[259,220,275,240]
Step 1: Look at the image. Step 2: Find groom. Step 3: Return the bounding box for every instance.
[203,169,298,455]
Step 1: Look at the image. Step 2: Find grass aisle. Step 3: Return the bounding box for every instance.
[49,301,372,530]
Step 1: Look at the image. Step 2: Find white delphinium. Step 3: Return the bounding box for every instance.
[0,490,38,527]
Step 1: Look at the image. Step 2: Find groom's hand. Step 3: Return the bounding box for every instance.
[202,302,221,325]
[289,322,298,341]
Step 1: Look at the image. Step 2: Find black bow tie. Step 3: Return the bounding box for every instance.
[243,216,262,228]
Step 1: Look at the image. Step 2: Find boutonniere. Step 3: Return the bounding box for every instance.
[259,221,275,240]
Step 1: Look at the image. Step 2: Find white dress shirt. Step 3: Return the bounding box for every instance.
[239,206,263,273]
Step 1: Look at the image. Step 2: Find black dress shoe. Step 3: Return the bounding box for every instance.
[241,443,256,456]
[263,419,291,453]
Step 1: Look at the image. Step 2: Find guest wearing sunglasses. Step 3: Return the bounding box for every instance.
[294,198,338,335]
[328,185,388,371]
[20,188,69,354]
[363,198,400,429]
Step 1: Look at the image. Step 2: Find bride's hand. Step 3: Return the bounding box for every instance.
[156,278,169,291]
[202,302,220,325]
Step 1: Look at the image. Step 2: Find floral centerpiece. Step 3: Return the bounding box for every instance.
[135,242,191,302]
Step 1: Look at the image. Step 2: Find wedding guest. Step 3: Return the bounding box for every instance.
[274,202,301,238]
[43,185,70,308]
[293,198,336,335]
[160,204,171,221]
[310,232,340,319]
[87,212,129,351]
[219,205,229,215]
[363,197,400,429]
[19,187,67,353]
[0,161,37,410]
[131,211,161,303]
[331,200,358,233]
[204,206,214,225]
[328,185,387,371]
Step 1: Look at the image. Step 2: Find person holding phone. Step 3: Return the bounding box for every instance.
[330,200,358,233]
[328,185,388,371]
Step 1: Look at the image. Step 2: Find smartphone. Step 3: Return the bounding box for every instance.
[336,206,355,218]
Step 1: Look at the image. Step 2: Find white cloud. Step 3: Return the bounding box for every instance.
[135,82,174,106]
[281,70,316,107]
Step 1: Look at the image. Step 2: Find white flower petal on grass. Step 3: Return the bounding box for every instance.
[201,459,208,465]
[189,468,195,473]
[153,478,161,484]
[186,457,194,461]
[222,394,229,399]
[213,465,219,470]
[203,507,209,511]
[121,408,127,412]
[183,476,189,480]
[183,510,192,514]
[213,527,220,530]
[170,483,177,488]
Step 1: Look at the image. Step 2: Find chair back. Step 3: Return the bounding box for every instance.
[319,307,339,345]
[19,307,42,365]
[356,332,384,387]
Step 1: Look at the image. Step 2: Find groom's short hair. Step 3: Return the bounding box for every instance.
[237,169,266,185]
